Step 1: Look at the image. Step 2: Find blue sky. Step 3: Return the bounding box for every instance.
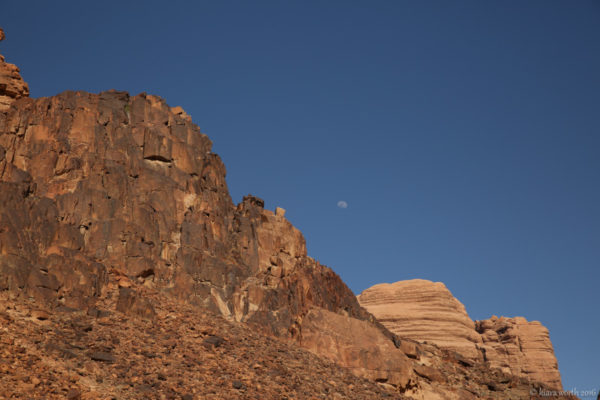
[2,0,599,393]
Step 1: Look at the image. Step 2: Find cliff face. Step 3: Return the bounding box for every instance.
[357,280,563,390]
[476,316,563,390]
[0,63,400,383]
[0,87,369,328]
[0,30,572,399]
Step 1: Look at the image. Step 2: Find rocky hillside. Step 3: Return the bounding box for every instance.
[0,28,575,399]
[0,286,402,400]
[357,280,563,390]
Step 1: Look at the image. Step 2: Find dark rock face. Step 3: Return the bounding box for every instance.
[0,180,107,310]
[0,89,368,339]
[115,287,156,320]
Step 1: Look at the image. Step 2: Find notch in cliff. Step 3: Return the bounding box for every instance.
[0,28,29,112]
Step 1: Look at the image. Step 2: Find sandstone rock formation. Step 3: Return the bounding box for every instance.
[476,316,563,390]
[357,279,483,359]
[358,279,563,390]
[0,29,572,399]
[0,29,29,112]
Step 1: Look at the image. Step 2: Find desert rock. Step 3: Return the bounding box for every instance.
[301,307,415,388]
[357,279,483,359]
[358,279,564,390]
[0,70,392,388]
[476,316,563,390]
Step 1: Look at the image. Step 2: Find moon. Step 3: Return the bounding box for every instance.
[337,200,348,209]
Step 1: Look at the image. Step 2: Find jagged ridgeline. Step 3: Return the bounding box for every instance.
[0,28,575,399]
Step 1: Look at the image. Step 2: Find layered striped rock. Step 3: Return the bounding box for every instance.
[358,279,563,390]
[357,279,483,359]
[476,316,563,390]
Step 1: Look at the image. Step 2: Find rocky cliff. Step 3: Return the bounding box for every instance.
[0,29,572,399]
[358,279,563,390]
[476,316,563,391]
[0,81,370,332]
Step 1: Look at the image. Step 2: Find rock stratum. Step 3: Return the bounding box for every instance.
[357,280,483,360]
[476,316,563,391]
[0,29,573,399]
[358,280,563,391]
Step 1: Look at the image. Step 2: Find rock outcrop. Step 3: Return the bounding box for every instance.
[0,87,369,332]
[476,316,563,391]
[357,279,483,359]
[0,46,397,386]
[300,308,415,389]
[358,279,563,390]
[0,29,29,112]
[0,28,572,399]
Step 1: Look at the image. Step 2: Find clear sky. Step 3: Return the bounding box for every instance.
[2,0,598,394]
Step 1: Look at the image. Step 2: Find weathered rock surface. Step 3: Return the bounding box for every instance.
[0,29,29,112]
[357,279,483,359]
[476,316,563,391]
[358,279,564,390]
[300,308,416,389]
[0,181,107,310]
[0,85,369,338]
